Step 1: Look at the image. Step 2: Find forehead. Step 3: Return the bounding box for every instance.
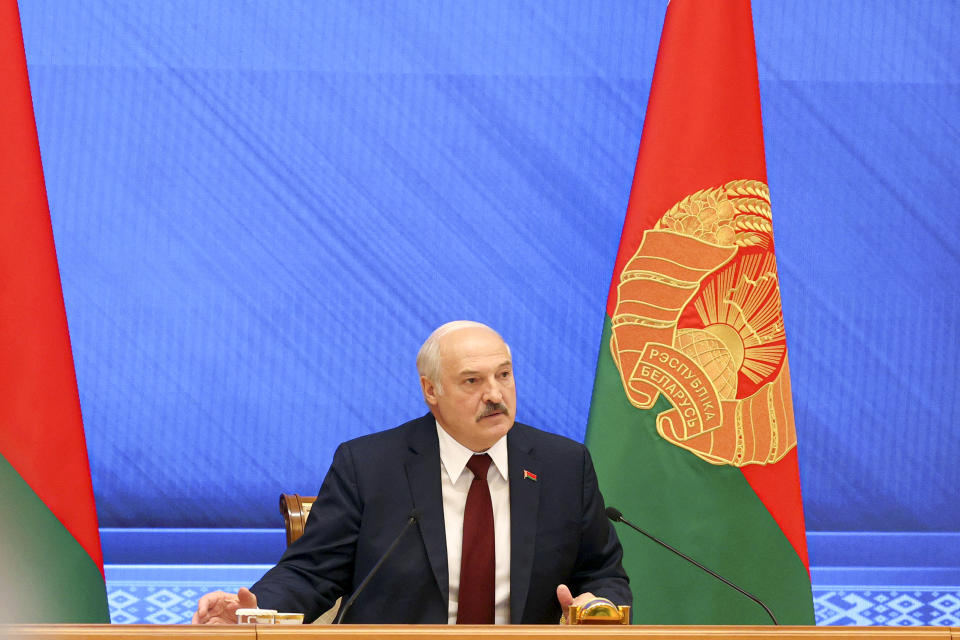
[438,327,511,373]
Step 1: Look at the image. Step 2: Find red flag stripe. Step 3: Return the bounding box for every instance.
[0,0,104,574]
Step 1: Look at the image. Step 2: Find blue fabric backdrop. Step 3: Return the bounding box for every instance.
[17,1,960,533]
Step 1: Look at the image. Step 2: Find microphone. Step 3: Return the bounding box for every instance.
[334,510,420,624]
[605,506,778,625]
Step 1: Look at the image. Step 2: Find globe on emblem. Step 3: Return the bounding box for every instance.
[674,328,738,400]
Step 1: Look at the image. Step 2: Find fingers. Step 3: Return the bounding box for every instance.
[570,591,597,608]
[556,585,599,611]
[194,590,240,625]
[195,591,216,623]
[238,587,258,609]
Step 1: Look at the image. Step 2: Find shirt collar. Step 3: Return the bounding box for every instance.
[436,419,509,483]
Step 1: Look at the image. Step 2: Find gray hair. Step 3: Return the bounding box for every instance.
[417,321,511,394]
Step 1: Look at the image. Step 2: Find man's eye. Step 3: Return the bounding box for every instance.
[499,371,511,379]
[465,378,477,384]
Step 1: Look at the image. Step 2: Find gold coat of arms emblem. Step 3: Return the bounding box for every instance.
[610,180,796,467]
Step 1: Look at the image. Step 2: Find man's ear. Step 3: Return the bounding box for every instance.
[420,376,439,406]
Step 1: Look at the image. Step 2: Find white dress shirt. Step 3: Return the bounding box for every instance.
[436,422,511,624]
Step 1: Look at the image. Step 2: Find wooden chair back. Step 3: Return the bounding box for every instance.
[279,493,317,545]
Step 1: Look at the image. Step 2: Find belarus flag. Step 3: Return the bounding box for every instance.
[585,0,815,624]
[0,0,110,623]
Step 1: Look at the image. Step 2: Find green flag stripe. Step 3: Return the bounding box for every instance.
[587,318,813,624]
[0,452,109,623]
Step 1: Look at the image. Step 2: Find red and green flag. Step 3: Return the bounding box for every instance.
[586,0,814,624]
[0,0,109,623]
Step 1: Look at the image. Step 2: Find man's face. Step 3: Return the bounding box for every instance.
[421,326,516,452]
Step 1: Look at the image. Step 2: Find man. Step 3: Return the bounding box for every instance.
[194,321,630,624]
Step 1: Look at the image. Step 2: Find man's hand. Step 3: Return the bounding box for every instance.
[556,584,597,612]
[191,587,258,624]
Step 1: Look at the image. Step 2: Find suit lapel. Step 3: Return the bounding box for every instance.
[402,415,449,604]
[508,425,540,623]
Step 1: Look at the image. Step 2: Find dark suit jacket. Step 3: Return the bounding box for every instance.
[251,413,631,623]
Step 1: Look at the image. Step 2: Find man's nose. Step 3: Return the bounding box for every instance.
[482,380,504,403]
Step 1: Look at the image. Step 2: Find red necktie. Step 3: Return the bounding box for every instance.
[457,453,495,624]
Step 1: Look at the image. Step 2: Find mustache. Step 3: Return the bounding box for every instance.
[478,402,509,419]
